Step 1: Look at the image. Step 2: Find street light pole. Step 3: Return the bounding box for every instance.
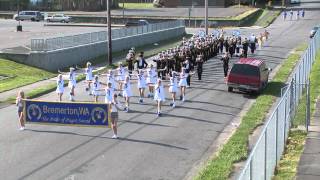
[205,0,208,35]
[107,0,112,65]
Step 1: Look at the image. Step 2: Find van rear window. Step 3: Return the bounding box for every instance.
[230,64,259,76]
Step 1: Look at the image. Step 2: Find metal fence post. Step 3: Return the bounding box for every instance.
[264,131,268,180]
[306,79,311,132]
[275,108,279,164]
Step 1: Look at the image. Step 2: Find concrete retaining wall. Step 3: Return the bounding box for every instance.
[13,26,185,71]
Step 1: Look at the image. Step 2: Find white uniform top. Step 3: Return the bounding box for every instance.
[56,79,64,93]
[92,81,100,96]
[117,67,125,81]
[85,67,93,81]
[169,77,178,93]
[178,73,188,87]
[249,35,256,43]
[105,88,114,104]
[146,68,157,84]
[154,84,165,101]
[122,81,132,97]
[137,74,146,89]
[107,74,116,89]
[68,72,76,88]
[111,100,122,113]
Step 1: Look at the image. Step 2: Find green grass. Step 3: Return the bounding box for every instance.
[273,130,307,180]
[273,52,320,179]
[4,34,190,103]
[242,9,280,27]
[255,10,281,27]
[195,45,307,180]
[0,59,55,93]
[118,3,154,9]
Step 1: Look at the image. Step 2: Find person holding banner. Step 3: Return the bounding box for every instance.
[56,74,64,102]
[85,62,93,95]
[110,94,124,139]
[16,90,25,131]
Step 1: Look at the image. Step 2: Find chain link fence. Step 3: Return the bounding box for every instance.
[30,20,184,52]
[237,30,319,180]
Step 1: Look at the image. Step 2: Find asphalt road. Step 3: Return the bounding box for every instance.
[1,11,320,180]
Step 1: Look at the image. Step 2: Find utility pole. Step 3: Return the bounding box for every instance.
[205,0,208,35]
[107,0,112,65]
[122,0,125,24]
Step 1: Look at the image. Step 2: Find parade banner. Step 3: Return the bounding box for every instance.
[24,100,109,127]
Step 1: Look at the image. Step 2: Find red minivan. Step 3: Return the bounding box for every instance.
[227,58,270,93]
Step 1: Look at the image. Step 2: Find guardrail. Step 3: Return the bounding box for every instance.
[237,30,320,180]
[30,20,184,52]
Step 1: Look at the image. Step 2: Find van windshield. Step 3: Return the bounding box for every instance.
[230,64,259,76]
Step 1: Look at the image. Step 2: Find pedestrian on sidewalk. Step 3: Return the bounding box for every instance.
[301,9,305,18]
[283,10,287,20]
[56,74,64,102]
[16,90,25,131]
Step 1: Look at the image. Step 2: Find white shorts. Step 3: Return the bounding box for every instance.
[169,86,178,93]
[86,74,93,81]
[179,79,187,87]
[138,82,146,89]
[154,93,165,102]
[92,90,100,96]
[117,75,125,82]
[123,90,132,97]
[56,88,64,94]
[68,80,76,88]
[147,77,156,85]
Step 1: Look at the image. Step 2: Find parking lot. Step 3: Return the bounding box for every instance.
[0,19,110,50]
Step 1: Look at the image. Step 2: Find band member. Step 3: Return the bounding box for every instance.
[56,74,64,102]
[68,67,77,101]
[146,65,157,98]
[136,70,147,103]
[242,38,249,58]
[116,62,126,96]
[179,68,188,102]
[85,62,93,95]
[183,58,192,87]
[136,52,148,70]
[154,79,165,116]
[221,52,230,78]
[121,76,132,112]
[105,82,114,104]
[92,75,101,102]
[126,50,135,75]
[168,72,178,108]
[16,90,25,131]
[195,55,204,80]
[249,34,256,54]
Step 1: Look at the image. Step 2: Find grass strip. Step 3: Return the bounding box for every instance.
[195,44,307,179]
[0,59,55,93]
[273,52,320,179]
[118,3,154,9]
[255,10,281,28]
[4,34,190,103]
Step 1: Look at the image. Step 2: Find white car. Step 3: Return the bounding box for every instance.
[45,14,71,23]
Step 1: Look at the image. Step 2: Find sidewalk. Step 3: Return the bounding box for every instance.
[297,99,320,179]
